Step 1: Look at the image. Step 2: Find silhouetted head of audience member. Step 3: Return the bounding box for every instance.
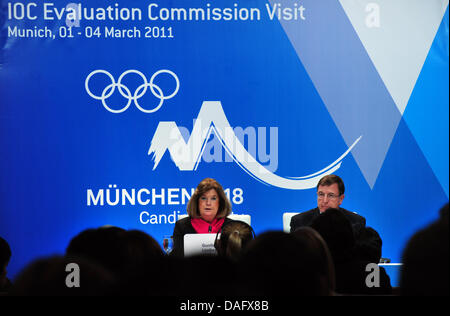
[215,220,254,262]
[65,226,167,294]
[239,231,333,296]
[439,203,449,222]
[124,229,164,267]
[310,208,355,264]
[121,229,166,295]
[355,227,382,263]
[11,256,116,296]
[292,227,336,295]
[66,226,129,279]
[164,254,237,296]
[307,209,393,295]
[400,203,449,296]
[0,236,12,292]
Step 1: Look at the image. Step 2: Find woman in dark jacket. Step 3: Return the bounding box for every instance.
[171,178,233,257]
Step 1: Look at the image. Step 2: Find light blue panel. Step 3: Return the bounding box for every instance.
[269,0,402,189]
[403,8,449,197]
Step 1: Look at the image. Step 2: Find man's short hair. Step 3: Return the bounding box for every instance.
[317,175,345,196]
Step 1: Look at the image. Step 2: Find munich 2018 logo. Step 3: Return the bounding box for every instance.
[85,69,361,190]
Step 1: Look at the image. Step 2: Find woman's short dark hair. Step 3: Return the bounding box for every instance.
[187,178,232,219]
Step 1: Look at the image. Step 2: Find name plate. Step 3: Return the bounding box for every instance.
[184,233,220,257]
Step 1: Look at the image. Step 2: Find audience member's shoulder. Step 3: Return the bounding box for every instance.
[400,204,449,296]
[340,207,365,221]
[12,255,117,296]
[176,216,191,226]
[293,208,317,219]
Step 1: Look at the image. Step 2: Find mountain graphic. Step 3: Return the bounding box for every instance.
[148,101,362,190]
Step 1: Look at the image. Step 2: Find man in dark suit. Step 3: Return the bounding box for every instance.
[290,174,366,237]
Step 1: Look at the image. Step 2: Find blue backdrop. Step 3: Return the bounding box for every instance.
[1,0,448,281]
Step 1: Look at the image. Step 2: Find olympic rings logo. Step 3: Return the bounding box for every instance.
[85,69,180,113]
